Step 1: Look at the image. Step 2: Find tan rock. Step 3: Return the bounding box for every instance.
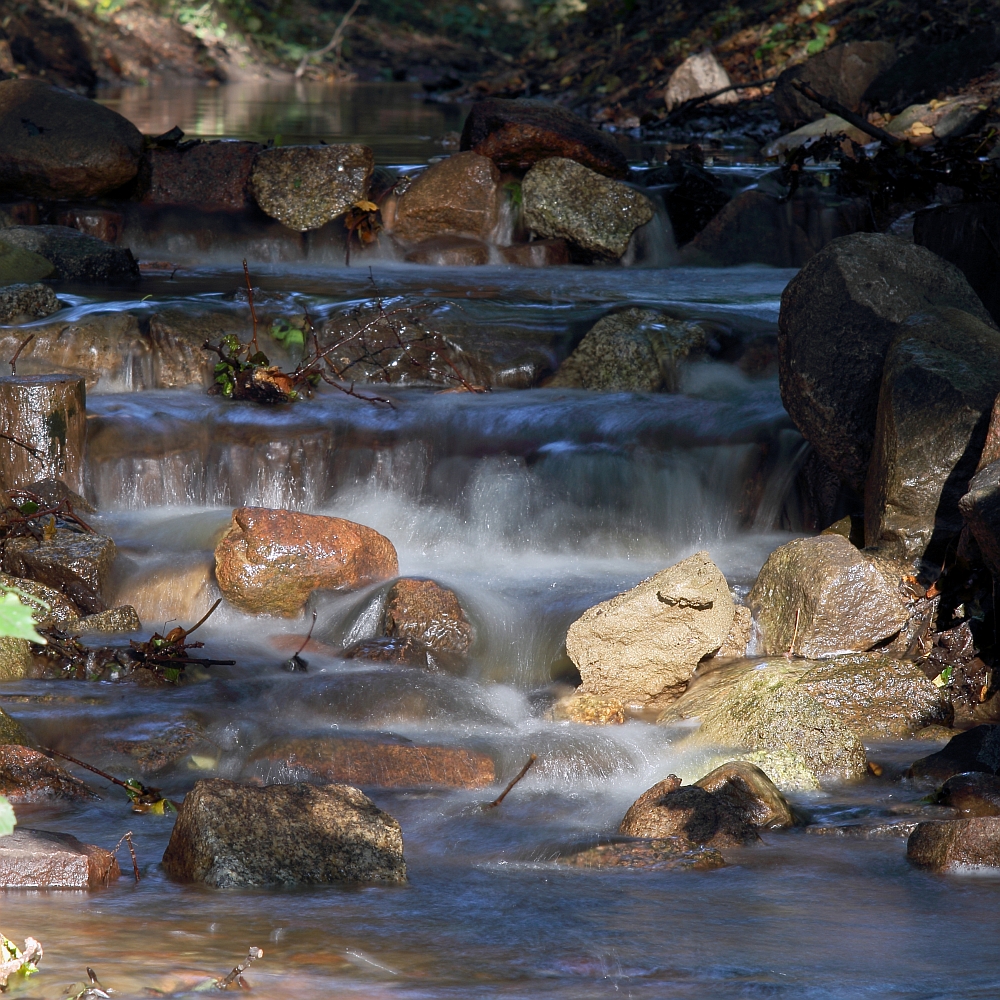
[711,604,753,659]
[664,52,738,111]
[549,691,626,725]
[0,828,120,888]
[117,559,215,625]
[214,507,398,616]
[0,744,97,802]
[567,551,734,704]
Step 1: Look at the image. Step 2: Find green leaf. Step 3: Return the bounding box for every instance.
[16,501,38,515]
[0,795,15,837]
[0,590,47,643]
[248,351,270,366]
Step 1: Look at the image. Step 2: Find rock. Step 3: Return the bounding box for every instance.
[0,242,55,284]
[712,605,753,659]
[66,605,141,633]
[658,659,868,784]
[567,551,734,704]
[938,772,1000,817]
[4,528,116,615]
[664,52,738,111]
[915,724,960,741]
[808,819,922,839]
[0,226,140,282]
[561,837,725,871]
[864,308,1000,564]
[250,144,374,232]
[644,157,730,247]
[501,239,570,267]
[914,203,1000,328]
[960,459,1000,575]
[392,152,500,244]
[777,233,995,493]
[115,559,217,627]
[885,98,985,145]
[694,760,797,830]
[0,709,28,745]
[748,534,908,656]
[459,97,629,179]
[0,638,31,681]
[773,42,897,125]
[95,724,213,775]
[522,158,654,260]
[0,744,96,801]
[161,778,407,887]
[0,828,119,888]
[382,578,474,657]
[247,736,495,789]
[909,725,1000,783]
[18,477,95,514]
[54,207,124,244]
[403,234,491,266]
[0,283,60,324]
[0,79,143,198]
[548,691,626,725]
[735,750,821,792]
[907,817,1000,869]
[762,115,873,158]
[213,507,398,617]
[141,140,264,212]
[341,636,436,668]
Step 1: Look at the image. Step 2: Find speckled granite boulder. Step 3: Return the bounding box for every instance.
[0,226,139,282]
[0,283,60,323]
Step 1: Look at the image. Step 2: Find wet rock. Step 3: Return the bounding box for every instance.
[161,778,407,887]
[522,158,653,261]
[865,308,1000,565]
[383,578,474,657]
[907,817,1000,870]
[915,724,960,741]
[960,459,1000,575]
[808,819,921,840]
[748,534,908,656]
[0,709,28,745]
[0,241,55,284]
[711,605,753,659]
[548,691,626,725]
[0,283,60,324]
[0,744,97,801]
[0,79,143,198]
[694,760,797,830]
[773,41,897,125]
[0,226,140,282]
[392,152,501,244]
[115,558,215,625]
[762,115,873,158]
[54,207,124,245]
[885,98,985,145]
[938,772,1000,817]
[664,52,737,111]
[909,725,1000,783]
[0,638,31,681]
[250,144,374,232]
[403,234,491,266]
[4,528,116,615]
[341,635,435,668]
[561,837,725,871]
[501,238,570,267]
[459,97,628,179]
[644,157,730,248]
[213,507,398,617]
[95,724,211,775]
[0,828,119,888]
[567,550,734,705]
[248,736,495,789]
[141,140,264,212]
[778,233,995,493]
[66,605,141,634]
[733,750,820,792]
[18,477,95,514]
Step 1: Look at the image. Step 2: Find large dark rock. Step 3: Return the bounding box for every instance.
[460,97,628,179]
[938,772,1000,817]
[777,233,995,494]
[140,140,264,212]
[959,458,1000,575]
[0,828,119,888]
[914,203,1000,328]
[3,7,96,92]
[161,779,407,887]
[864,308,1000,564]
[909,725,1000,783]
[0,226,140,282]
[907,816,1000,869]
[0,80,142,198]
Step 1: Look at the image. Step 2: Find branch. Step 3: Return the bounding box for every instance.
[0,432,42,460]
[9,333,33,376]
[295,0,363,79]
[661,76,778,124]
[791,80,904,146]
[483,754,537,810]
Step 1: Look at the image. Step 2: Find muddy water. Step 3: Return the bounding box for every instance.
[2,84,996,1000]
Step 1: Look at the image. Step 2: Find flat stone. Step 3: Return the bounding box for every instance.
[807,819,920,840]
[141,140,264,212]
[561,837,725,871]
[18,477,95,514]
[0,283,60,324]
[0,828,119,888]
[763,115,873,158]
[907,817,1000,869]
[66,605,141,633]
[0,226,139,282]
[0,572,82,628]
[0,744,97,802]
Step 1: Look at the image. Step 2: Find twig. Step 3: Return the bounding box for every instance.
[295,0,363,78]
[217,947,263,989]
[295,611,317,657]
[0,431,42,460]
[483,754,537,810]
[661,76,777,123]
[180,598,222,640]
[791,80,903,146]
[9,333,33,376]
[242,259,259,354]
[786,608,800,657]
[111,831,140,883]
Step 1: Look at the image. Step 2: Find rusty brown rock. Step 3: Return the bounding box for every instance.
[907,817,1000,869]
[141,140,264,212]
[0,828,119,888]
[0,744,97,802]
[392,152,501,244]
[403,234,491,266]
[54,207,124,244]
[383,578,474,656]
[214,507,398,616]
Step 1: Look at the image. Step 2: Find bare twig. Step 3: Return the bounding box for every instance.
[217,947,263,990]
[242,259,259,354]
[111,831,140,883]
[791,80,903,146]
[786,608,801,657]
[483,754,537,810]
[180,598,222,640]
[9,333,34,375]
[662,76,777,123]
[295,0,363,78]
[0,432,42,460]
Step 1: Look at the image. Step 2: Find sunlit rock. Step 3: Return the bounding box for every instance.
[0,637,30,681]
[0,226,139,282]
[0,744,97,802]
[0,828,120,888]
[548,691,626,725]
[383,578,474,658]
[66,605,142,634]
[663,51,738,111]
[907,817,1000,870]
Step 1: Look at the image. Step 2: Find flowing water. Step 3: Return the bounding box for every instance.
[2,83,995,1000]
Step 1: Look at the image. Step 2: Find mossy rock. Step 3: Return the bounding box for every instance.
[0,240,55,284]
[0,706,28,744]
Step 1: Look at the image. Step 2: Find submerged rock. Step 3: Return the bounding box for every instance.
[561,837,725,871]
[0,828,120,888]
[383,578,474,657]
[522,157,653,260]
[748,534,908,657]
[548,691,626,725]
[0,744,97,802]
[907,817,1000,870]
[0,79,143,198]
[0,283,60,324]
[909,725,1000,783]
[567,550,734,705]
[0,226,140,282]
[664,52,737,111]
[937,772,1000,817]
[404,234,491,266]
[214,507,398,617]
[161,779,407,887]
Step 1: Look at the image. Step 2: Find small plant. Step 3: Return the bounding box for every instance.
[0,933,41,991]
[0,796,13,837]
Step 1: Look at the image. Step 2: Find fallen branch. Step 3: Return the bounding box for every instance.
[295,0,363,78]
[8,334,33,376]
[483,754,537,810]
[110,831,140,883]
[217,947,263,990]
[661,76,778,124]
[40,747,175,812]
[791,80,903,146]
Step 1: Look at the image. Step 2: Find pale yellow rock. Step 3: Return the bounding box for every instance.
[762,115,872,158]
[549,691,626,725]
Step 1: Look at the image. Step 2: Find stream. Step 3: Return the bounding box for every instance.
[3,82,997,1000]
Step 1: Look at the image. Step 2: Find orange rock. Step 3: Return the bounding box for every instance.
[383,578,474,656]
[214,507,398,616]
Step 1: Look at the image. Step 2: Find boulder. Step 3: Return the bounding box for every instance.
[141,140,264,212]
[0,226,140,282]
[937,772,1000,817]
[0,828,119,888]
[0,79,143,198]
[213,507,398,616]
[567,551,734,704]
[562,837,725,871]
[4,528,117,615]
[748,534,908,657]
[247,736,495,789]
[762,115,873,158]
[392,152,500,244]
[161,779,407,887]
[0,283,60,324]
[0,709,27,745]
[403,234,491,266]
[382,578,474,657]
[0,242,55,284]
[0,638,31,681]
[521,157,654,260]
[773,41,897,125]
[907,817,1000,869]
[959,459,1000,575]
[864,308,1000,564]
[664,52,738,111]
[459,97,629,179]
[0,745,97,801]
[909,725,1000,783]
[777,233,995,493]
[250,144,374,232]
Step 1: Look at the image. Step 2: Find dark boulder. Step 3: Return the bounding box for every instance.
[959,459,1000,575]
[909,725,1000,783]
[0,226,139,282]
[140,140,264,212]
[938,772,1000,817]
